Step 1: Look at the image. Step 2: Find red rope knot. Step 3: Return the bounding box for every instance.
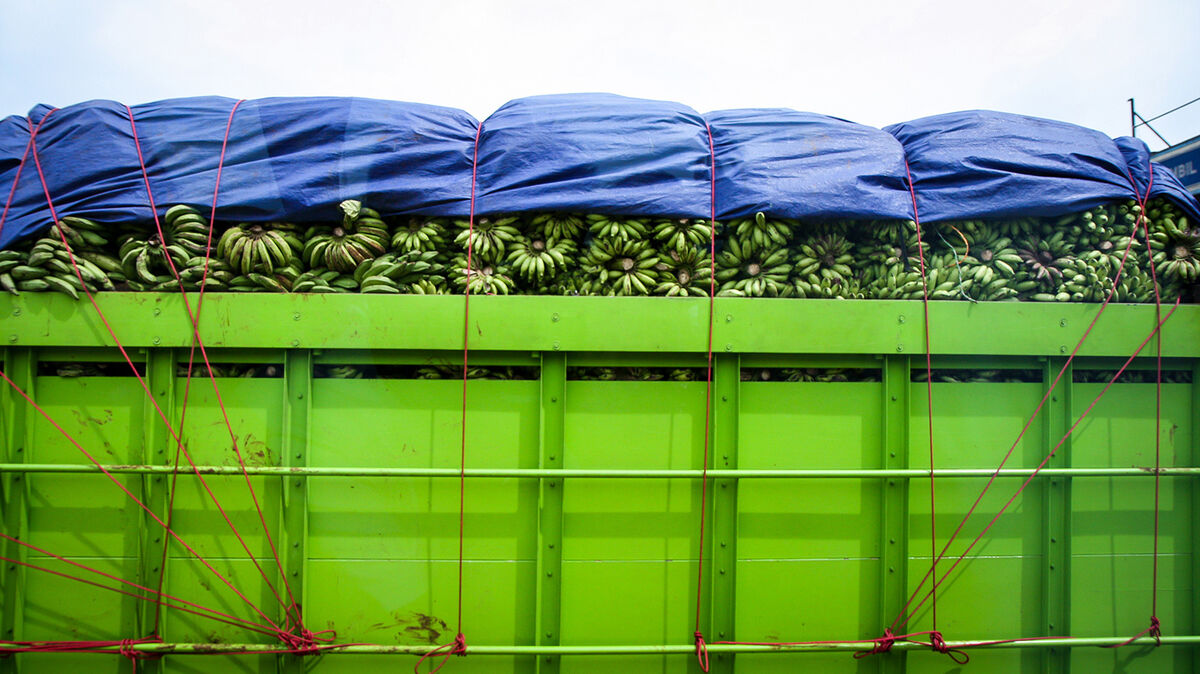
[928,631,969,665]
[693,631,710,673]
[853,628,896,659]
[117,638,162,674]
[1149,616,1162,645]
[276,624,335,655]
[413,633,467,674]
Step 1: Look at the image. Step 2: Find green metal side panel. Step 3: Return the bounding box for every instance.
[0,295,1196,673]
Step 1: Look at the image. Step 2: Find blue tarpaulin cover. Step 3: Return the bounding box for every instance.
[1,93,1197,250]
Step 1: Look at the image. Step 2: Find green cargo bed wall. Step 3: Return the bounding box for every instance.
[1,293,1198,673]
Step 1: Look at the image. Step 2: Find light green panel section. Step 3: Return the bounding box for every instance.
[307,380,539,561]
[735,559,881,643]
[304,560,535,673]
[738,383,882,560]
[1071,384,1192,555]
[27,377,143,557]
[559,560,694,674]
[561,381,705,562]
[162,557,286,645]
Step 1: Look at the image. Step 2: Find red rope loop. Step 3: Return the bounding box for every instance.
[1104,616,1162,649]
[928,631,969,664]
[694,631,710,672]
[276,619,336,655]
[413,633,467,674]
[852,628,896,659]
[118,637,162,674]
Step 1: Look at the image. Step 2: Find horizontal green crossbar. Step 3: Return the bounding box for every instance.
[1,463,1196,478]
[2,293,1197,357]
[2,636,1197,655]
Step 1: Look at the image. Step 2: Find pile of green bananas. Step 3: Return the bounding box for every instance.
[1,197,1195,303]
[0,218,116,298]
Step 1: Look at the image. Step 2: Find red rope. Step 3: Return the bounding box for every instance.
[21,112,282,630]
[419,120,482,674]
[894,299,1180,630]
[690,122,718,673]
[125,101,301,632]
[888,190,1153,633]
[902,158,942,635]
[151,98,246,635]
[0,116,48,239]
[1127,166,1164,644]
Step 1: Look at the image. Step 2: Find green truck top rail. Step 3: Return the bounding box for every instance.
[2,294,1197,357]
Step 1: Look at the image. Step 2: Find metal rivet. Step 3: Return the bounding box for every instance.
[720,541,727,548]
[725,344,732,351]
[550,397,557,403]
[546,633,553,639]
[722,395,728,402]
[553,341,560,351]
[898,315,906,323]
[1052,396,1057,402]
[1050,538,1057,543]
[153,308,161,316]
[11,308,19,316]
[896,344,904,352]
[552,313,559,322]
[1060,319,1067,327]
[548,543,555,549]
[889,567,895,573]
[725,314,733,323]
[153,336,161,345]
[719,568,726,575]
[549,455,556,461]
[292,339,300,347]
[888,480,895,486]
[1050,565,1055,571]
[890,538,896,544]
[546,572,553,577]
[1060,345,1068,353]
[293,312,301,321]
[891,395,898,401]
[549,481,556,488]
[9,335,17,343]
[890,451,896,458]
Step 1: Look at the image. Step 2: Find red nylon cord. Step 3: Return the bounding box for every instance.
[153,98,245,634]
[20,112,282,631]
[125,102,302,632]
[690,123,718,673]
[902,159,942,636]
[895,299,1180,630]
[420,121,483,674]
[888,192,1152,634]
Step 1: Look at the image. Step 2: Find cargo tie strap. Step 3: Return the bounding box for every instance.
[852,629,895,658]
[414,633,468,674]
[694,631,709,672]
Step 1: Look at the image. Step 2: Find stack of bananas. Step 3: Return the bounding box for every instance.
[0,196,1196,303]
[0,218,116,298]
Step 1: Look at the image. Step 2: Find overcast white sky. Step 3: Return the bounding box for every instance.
[2,0,1198,149]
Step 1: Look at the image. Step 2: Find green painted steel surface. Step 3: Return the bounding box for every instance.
[0,294,1196,674]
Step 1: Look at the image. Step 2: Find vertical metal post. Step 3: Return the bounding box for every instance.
[880,355,910,674]
[1192,360,1199,666]
[138,348,175,674]
[707,354,739,673]
[1042,357,1071,674]
[280,350,311,674]
[535,352,565,674]
[0,348,33,674]
[1129,98,1137,138]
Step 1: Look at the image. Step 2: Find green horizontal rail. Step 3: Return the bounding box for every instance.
[1,463,1196,478]
[2,293,1198,357]
[2,636,1196,655]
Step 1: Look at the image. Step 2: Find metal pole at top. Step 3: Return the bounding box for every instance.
[1130,97,1136,137]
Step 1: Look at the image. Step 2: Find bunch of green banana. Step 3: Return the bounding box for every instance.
[715,239,790,297]
[863,267,927,300]
[793,234,855,284]
[451,255,516,295]
[507,234,576,286]
[218,222,301,275]
[1149,207,1199,287]
[782,368,852,383]
[653,246,712,296]
[291,268,360,293]
[1015,231,1075,290]
[304,200,389,272]
[120,235,191,290]
[177,256,235,291]
[452,215,521,262]
[729,211,792,248]
[652,218,714,253]
[391,216,448,254]
[1,221,117,297]
[587,214,649,242]
[227,260,303,293]
[161,205,215,257]
[581,239,658,295]
[355,251,445,294]
[531,213,587,241]
[792,274,865,299]
[940,224,1022,301]
[323,365,365,379]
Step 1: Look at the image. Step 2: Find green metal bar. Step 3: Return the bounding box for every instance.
[136,348,174,674]
[707,354,739,673]
[1193,360,1200,674]
[1,464,1197,478]
[2,636,1197,655]
[535,352,565,674]
[280,350,311,674]
[880,355,910,674]
[1042,357,1071,674]
[4,294,1198,358]
[0,348,33,674]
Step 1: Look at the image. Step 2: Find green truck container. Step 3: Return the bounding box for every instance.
[0,293,1197,673]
